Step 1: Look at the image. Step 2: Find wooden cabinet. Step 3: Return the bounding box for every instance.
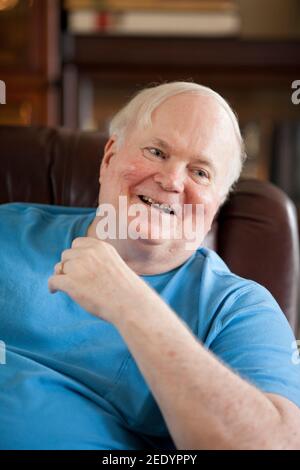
[0,0,61,126]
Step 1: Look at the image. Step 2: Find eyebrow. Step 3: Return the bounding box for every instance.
[149,137,217,175]
[151,138,172,151]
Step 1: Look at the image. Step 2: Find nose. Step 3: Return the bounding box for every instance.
[153,162,186,193]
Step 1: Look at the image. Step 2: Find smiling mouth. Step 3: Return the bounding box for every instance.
[138,195,175,215]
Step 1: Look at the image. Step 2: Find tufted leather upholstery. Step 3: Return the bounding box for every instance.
[0,125,298,332]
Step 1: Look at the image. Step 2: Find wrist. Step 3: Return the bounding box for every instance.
[109,277,153,328]
[113,283,161,330]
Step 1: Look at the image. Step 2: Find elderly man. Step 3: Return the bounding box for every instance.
[0,82,299,450]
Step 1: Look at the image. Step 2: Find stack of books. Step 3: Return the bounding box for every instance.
[64,0,241,36]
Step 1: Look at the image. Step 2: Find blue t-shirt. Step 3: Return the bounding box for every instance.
[0,202,299,450]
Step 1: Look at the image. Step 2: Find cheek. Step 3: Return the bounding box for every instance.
[188,185,218,207]
[203,194,220,221]
[118,160,153,186]
[188,187,220,224]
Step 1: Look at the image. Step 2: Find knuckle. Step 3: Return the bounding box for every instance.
[100,240,113,251]
[105,242,117,256]
[61,250,69,261]
[54,262,61,273]
[72,237,82,248]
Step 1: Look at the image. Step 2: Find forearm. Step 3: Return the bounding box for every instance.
[113,288,284,450]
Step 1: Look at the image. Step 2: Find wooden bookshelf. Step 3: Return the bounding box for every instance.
[62,34,300,180]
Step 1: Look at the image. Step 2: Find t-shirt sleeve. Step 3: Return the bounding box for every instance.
[207,282,300,408]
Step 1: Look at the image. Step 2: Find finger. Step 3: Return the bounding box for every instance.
[58,259,78,275]
[48,274,72,295]
[54,262,63,275]
[61,247,87,263]
[71,237,96,249]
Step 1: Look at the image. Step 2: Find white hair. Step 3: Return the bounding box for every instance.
[109,81,246,197]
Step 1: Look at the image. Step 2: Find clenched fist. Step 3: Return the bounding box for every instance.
[48,237,148,324]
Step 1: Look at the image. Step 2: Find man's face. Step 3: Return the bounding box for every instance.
[98,93,238,252]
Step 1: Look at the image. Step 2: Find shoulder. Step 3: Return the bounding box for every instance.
[0,202,96,246]
[191,247,287,337]
[197,252,300,408]
[0,202,95,224]
[194,246,276,304]
[0,202,94,216]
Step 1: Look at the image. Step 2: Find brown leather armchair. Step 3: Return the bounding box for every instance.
[0,125,299,333]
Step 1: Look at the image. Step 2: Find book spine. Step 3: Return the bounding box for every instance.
[68,9,240,36]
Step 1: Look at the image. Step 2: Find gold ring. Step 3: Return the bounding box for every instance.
[59,261,64,274]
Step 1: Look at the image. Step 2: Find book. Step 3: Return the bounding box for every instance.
[68,9,240,36]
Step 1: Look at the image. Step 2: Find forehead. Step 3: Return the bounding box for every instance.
[134,94,237,157]
[152,94,229,133]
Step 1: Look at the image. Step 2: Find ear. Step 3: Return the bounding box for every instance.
[99,135,118,184]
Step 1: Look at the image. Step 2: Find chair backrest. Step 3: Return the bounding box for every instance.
[0,125,298,332]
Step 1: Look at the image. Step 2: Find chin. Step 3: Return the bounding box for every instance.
[135,236,169,246]
[129,225,170,246]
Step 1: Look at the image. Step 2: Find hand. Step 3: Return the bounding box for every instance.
[48,237,145,324]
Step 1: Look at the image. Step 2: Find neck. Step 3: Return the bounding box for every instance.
[86,216,195,275]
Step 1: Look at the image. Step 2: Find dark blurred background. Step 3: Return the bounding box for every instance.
[0,0,300,204]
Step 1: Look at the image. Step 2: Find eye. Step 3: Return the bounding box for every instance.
[196,169,209,178]
[142,147,166,159]
[192,168,210,183]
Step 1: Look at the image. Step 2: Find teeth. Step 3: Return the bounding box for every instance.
[140,195,174,214]
[153,203,171,213]
[143,196,154,204]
